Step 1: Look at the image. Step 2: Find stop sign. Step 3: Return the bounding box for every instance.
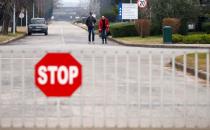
[35,53,82,97]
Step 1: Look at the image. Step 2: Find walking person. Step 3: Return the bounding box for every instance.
[85,12,96,44]
[99,16,110,44]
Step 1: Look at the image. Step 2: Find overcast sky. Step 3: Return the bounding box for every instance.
[61,0,89,7]
[61,0,78,7]
[62,0,79,4]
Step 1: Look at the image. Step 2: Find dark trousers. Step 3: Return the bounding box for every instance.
[88,27,95,42]
[101,29,107,44]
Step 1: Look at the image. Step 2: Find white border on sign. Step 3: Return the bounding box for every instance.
[137,0,147,9]
[122,3,138,20]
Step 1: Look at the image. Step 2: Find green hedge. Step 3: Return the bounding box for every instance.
[172,34,210,44]
[202,22,210,34]
[110,22,138,38]
[172,34,183,43]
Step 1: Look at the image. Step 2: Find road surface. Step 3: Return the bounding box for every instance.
[8,21,118,46]
[0,21,209,129]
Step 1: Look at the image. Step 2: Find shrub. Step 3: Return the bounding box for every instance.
[135,19,151,37]
[183,34,202,44]
[200,34,210,44]
[172,34,183,43]
[202,22,210,34]
[162,18,181,33]
[110,22,138,37]
[172,34,210,44]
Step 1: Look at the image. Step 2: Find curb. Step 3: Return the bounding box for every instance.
[74,23,210,49]
[0,33,26,45]
[170,62,209,81]
[108,37,210,49]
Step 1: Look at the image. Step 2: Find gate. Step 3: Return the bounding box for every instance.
[0,47,209,129]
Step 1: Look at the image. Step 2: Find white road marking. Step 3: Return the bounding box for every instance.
[60,26,65,45]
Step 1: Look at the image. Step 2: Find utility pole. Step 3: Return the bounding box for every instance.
[40,0,44,17]
[37,0,40,17]
[42,0,45,17]
[26,9,28,33]
[33,0,35,18]
[13,3,16,34]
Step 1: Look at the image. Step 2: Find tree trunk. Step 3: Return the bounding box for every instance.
[1,14,11,35]
[11,12,20,33]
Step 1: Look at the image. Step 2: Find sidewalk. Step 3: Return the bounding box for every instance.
[0,33,26,45]
[0,26,27,45]
[75,23,210,49]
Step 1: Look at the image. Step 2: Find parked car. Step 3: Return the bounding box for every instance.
[28,18,48,35]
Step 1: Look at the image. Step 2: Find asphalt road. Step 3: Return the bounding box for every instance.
[0,21,209,129]
[8,21,118,46]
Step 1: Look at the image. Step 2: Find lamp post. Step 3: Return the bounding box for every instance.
[13,3,16,34]
[33,0,35,18]
[26,9,28,33]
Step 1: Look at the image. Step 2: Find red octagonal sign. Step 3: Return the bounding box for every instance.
[35,53,82,97]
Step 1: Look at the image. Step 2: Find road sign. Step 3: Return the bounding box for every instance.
[118,0,122,20]
[122,3,138,20]
[137,0,147,8]
[35,53,82,97]
[19,12,25,26]
[19,12,24,19]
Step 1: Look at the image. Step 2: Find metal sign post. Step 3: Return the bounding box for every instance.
[137,0,148,37]
[118,0,122,21]
[19,12,25,27]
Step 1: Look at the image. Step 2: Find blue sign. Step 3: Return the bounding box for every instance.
[118,0,122,20]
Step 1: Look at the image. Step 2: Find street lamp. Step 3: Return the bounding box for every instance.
[13,3,16,34]
[33,0,35,18]
[26,9,28,33]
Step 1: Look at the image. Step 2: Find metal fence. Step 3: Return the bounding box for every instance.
[0,48,209,129]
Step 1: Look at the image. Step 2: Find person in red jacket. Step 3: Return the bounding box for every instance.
[99,16,110,44]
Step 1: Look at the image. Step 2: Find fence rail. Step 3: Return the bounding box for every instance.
[0,48,209,129]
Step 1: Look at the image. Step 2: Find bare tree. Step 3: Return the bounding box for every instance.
[0,0,13,35]
[0,0,58,35]
[0,0,33,35]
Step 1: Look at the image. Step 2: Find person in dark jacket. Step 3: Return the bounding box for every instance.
[85,12,96,44]
[99,16,110,44]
